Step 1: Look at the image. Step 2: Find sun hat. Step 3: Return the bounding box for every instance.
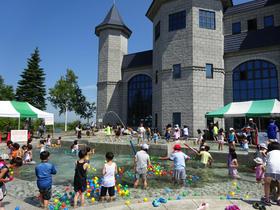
[141,144,149,150]
[254,157,263,165]
[229,128,234,131]
[249,118,253,121]
[173,144,181,150]
[268,139,278,143]
[259,143,268,150]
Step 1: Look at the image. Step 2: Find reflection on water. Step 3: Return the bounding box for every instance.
[17,147,255,189]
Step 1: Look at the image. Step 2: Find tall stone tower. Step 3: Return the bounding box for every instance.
[95,5,132,125]
[146,0,228,135]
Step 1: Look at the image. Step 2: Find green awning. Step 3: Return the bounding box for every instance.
[205,99,280,118]
[11,101,37,118]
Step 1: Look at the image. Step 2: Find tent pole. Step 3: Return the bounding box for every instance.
[258,117,261,131]
[52,124,55,138]
[18,118,20,130]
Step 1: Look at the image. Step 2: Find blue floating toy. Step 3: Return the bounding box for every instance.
[152,199,160,207]
[158,197,167,203]
[49,205,54,210]
[15,207,20,210]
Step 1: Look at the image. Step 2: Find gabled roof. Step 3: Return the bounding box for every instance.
[224,0,280,16]
[95,4,132,37]
[122,50,153,70]
[146,0,233,21]
[224,26,280,53]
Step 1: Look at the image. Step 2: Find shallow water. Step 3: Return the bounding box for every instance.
[17,147,256,189]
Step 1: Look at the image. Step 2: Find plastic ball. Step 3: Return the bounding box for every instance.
[91,197,95,203]
[54,199,59,204]
[229,191,235,197]
[86,193,90,197]
[143,197,148,202]
[232,182,237,187]
[125,200,131,205]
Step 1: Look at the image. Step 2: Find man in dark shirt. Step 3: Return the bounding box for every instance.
[267,119,278,141]
[247,118,258,145]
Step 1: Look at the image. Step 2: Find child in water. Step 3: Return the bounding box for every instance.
[160,144,190,187]
[23,144,33,164]
[73,150,89,208]
[55,136,61,148]
[152,129,160,144]
[217,128,225,151]
[100,152,117,202]
[71,140,79,155]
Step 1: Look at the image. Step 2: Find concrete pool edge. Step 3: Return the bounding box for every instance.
[60,139,256,165]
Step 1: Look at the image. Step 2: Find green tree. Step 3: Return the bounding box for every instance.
[48,69,88,131]
[79,102,96,123]
[0,75,15,100]
[16,48,46,110]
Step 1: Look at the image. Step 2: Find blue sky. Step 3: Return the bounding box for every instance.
[0,0,251,122]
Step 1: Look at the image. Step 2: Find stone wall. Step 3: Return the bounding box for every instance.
[224,3,280,35]
[96,29,128,124]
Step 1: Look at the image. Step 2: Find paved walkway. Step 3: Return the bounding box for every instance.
[76,197,279,210]
[3,195,280,210]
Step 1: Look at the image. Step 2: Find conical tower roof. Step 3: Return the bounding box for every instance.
[95,4,132,37]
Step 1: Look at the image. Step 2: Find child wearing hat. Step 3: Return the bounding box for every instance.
[160,144,190,187]
[254,157,265,183]
[134,144,151,189]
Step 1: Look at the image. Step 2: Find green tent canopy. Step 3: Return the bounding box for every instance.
[205,99,280,118]
[0,101,54,123]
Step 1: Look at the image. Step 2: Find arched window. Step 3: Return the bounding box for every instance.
[233,60,278,102]
[127,75,152,127]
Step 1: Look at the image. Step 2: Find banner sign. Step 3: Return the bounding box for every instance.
[45,117,54,125]
[11,130,28,142]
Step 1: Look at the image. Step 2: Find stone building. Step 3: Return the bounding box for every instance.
[95,0,280,135]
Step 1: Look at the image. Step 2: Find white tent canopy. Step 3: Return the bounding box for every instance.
[0,101,54,124]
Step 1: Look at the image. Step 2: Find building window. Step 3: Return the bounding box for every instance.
[232,22,241,34]
[155,113,158,128]
[264,15,274,28]
[173,112,181,128]
[232,60,279,102]
[127,75,152,127]
[199,10,215,30]
[155,70,158,84]
[206,64,213,78]
[169,10,186,31]
[248,18,257,31]
[173,64,181,79]
[155,21,160,41]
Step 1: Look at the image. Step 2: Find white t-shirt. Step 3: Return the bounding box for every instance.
[102,162,116,187]
[137,126,145,138]
[265,150,280,174]
[135,150,150,170]
[183,128,189,136]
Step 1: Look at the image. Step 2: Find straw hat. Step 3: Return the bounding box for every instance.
[254,157,263,165]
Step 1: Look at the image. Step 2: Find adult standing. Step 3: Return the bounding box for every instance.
[104,124,112,142]
[213,123,219,141]
[262,142,280,205]
[76,123,82,139]
[173,124,181,141]
[183,125,189,141]
[267,119,278,142]
[137,123,145,145]
[247,118,258,145]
